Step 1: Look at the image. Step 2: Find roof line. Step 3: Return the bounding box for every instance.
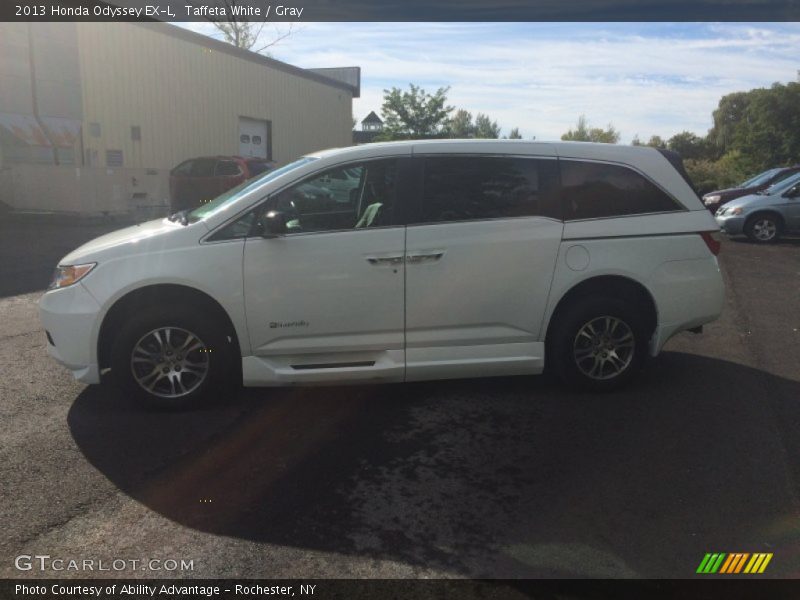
[132,22,357,95]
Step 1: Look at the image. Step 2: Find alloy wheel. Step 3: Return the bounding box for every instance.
[130,327,209,398]
[573,316,635,381]
[752,218,777,241]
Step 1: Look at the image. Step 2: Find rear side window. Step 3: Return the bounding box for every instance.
[420,156,559,223]
[560,160,681,220]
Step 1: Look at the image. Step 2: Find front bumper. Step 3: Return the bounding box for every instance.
[39,283,102,384]
[715,214,745,236]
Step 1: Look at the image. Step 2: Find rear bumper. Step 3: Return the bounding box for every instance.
[39,283,102,384]
[649,256,725,356]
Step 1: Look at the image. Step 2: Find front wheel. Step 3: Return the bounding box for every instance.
[745,213,781,243]
[550,297,648,392]
[110,306,234,409]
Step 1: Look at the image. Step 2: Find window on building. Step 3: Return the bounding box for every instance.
[240,134,250,144]
[105,149,123,167]
[420,156,559,223]
[252,135,261,145]
[559,160,682,220]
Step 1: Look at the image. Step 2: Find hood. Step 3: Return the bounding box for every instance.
[60,218,205,264]
[723,192,780,211]
[704,186,754,199]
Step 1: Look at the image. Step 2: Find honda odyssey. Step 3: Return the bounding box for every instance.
[40,140,725,407]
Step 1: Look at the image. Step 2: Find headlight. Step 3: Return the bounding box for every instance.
[729,207,743,216]
[704,194,721,205]
[48,263,96,290]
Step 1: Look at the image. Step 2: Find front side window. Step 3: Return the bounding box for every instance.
[216,160,242,177]
[187,156,318,223]
[420,156,558,223]
[171,160,193,176]
[190,158,217,178]
[560,160,681,220]
[270,159,397,233]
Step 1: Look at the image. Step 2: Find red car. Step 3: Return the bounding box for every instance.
[169,156,275,212]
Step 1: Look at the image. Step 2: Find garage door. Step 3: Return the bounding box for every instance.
[239,117,271,159]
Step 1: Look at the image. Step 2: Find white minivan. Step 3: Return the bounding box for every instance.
[40,140,724,407]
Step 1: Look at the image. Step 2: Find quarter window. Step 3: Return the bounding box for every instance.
[271,160,397,233]
[560,160,681,220]
[420,156,558,223]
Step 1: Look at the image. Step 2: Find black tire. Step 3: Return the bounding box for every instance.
[549,296,648,392]
[744,213,782,244]
[110,305,235,409]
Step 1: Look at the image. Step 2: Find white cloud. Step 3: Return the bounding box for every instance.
[179,22,800,142]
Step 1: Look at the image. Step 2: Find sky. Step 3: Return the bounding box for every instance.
[179,22,800,143]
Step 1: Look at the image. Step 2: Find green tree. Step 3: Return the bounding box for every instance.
[706,82,800,170]
[631,134,642,146]
[561,115,620,143]
[379,84,454,140]
[507,127,522,139]
[708,90,750,154]
[667,131,714,161]
[734,82,800,170]
[474,113,501,139]
[446,109,474,138]
[646,135,666,149]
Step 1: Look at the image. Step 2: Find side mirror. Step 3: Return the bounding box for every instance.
[261,210,289,238]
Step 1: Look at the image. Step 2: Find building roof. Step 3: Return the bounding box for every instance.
[135,22,360,97]
[361,111,383,124]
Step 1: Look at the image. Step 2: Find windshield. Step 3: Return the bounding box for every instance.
[186,157,318,223]
[738,168,780,188]
[761,171,800,196]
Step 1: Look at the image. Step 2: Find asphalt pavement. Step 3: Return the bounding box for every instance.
[1,217,798,578]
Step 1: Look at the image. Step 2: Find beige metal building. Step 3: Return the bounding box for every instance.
[0,22,359,215]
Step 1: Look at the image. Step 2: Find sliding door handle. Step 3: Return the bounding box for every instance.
[406,251,445,264]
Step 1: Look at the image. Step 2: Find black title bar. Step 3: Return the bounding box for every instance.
[2,0,800,22]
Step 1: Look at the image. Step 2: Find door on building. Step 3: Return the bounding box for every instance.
[239,117,271,159]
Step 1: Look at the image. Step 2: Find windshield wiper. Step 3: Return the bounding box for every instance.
[167,209,190,225]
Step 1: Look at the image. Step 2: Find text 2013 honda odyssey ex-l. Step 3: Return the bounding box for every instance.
[40,140,724,407]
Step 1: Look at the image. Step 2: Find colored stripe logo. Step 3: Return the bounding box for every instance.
[696,552,772,574]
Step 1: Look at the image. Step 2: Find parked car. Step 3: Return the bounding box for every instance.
[715,171,800,243]
[40,140,724,408]
[702,165,800,213]
[169,156,276,212]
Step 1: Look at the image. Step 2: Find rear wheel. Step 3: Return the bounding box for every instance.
[550,297,648,392]
[110,306,234,409]
[745,213,781,243]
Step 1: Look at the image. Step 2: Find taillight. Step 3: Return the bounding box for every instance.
[699,231,722,256]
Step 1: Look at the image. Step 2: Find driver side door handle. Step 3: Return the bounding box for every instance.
[366,255,404,266]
